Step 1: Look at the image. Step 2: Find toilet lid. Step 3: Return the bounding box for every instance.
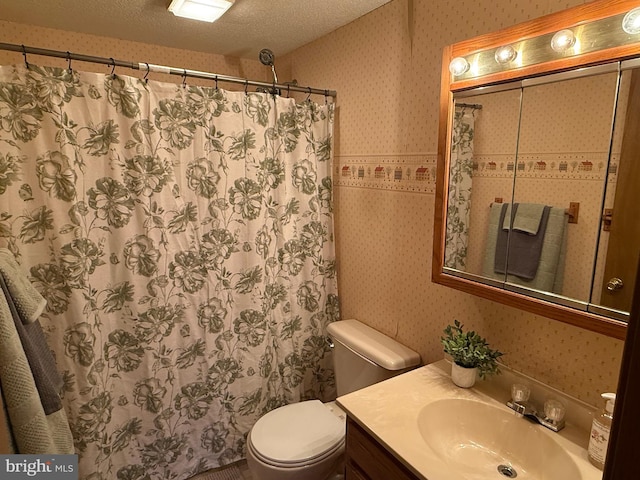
[250,400,345,464]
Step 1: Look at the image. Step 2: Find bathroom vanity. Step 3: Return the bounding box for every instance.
[345,417,419,480]
[337,361,603,480]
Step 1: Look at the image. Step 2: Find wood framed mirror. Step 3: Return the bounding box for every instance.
[433,0,640,340]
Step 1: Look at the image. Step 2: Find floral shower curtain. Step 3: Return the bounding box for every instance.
[444,106,475,270]
[0,64,338,479]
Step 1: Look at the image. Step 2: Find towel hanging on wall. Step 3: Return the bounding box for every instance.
[495,203,551,280]
[482,204,569,293]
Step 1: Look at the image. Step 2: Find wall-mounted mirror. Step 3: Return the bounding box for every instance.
[434,0,640,339]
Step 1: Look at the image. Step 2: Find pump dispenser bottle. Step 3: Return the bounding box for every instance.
[588,392,616,470]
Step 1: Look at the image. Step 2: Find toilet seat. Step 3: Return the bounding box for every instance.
[248,400,345,467]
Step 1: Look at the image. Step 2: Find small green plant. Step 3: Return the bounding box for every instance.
[441,320,503,379]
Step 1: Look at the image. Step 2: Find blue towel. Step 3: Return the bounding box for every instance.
[495,203,551,280]
[511,203,547,234]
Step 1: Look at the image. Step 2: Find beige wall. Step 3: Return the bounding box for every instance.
[0,0,624,407]
[284,0,623,407]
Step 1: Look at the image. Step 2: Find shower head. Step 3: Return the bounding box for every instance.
[259,49,275,67]
[259,48,279,90]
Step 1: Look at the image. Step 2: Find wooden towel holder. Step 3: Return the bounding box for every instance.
[492,198,580,224]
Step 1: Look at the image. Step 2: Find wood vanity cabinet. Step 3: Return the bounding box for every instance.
[345,417,420,480]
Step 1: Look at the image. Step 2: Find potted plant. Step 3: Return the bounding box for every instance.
[441,320,503,388]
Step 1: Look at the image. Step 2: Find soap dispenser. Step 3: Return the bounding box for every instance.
[588,392,616,470]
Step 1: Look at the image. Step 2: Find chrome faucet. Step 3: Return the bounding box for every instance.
[507,383,566,432]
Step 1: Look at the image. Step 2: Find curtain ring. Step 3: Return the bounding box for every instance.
[66,51,73,73]
[144,62,150,83]
[21,45,29,69]
[182,69,187,89]
[109,58,116,76]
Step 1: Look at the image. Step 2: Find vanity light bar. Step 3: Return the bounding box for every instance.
[449,8,640,80]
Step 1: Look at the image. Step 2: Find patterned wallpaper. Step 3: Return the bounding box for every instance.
[0,0,625,407]
[285,0,624,407]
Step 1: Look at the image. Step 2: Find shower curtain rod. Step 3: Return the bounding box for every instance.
[0,42,337,98]
[456,102,482,109]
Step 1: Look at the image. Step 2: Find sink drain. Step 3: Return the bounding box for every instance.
[497,464,517,478]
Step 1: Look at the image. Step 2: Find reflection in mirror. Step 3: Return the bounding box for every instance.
[591,65,640,318]
[444,88,521,283]
[505,69,619,308]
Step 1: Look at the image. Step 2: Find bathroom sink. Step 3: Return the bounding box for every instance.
[417,398,581,480]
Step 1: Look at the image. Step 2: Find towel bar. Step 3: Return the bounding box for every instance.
[565,202,579,224]
[490,199,579,224]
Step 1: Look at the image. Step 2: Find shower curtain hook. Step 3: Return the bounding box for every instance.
[287,84,290,98]
[244,80,249,95]
[324,90,329,105]
[21,45,29,69]
[214,75,219,91]
[306,86,312,102]
[182,69,187,89]
[144,62,150,83]
[66,51,73,73]
[109,58,116,76]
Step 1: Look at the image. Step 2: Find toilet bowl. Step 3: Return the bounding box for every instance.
[246,319,421,480]
[246,400,346,480]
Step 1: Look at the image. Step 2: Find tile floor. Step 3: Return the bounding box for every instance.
[189,460,253,480]
[237,461,253,479]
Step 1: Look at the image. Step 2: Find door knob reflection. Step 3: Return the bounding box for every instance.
[607,277,624,291]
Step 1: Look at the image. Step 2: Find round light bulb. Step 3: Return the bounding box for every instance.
[494,45,517,64]
[550,29,576,52]
[449,57,470,76]
[622,7,640,34]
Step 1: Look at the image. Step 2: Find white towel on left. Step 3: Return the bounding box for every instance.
[0,249,46,324]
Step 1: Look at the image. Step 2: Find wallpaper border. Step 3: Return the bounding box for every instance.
[334,153,438,193]
[333,151,619,193]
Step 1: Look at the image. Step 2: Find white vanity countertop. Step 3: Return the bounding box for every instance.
[336,360,604,480]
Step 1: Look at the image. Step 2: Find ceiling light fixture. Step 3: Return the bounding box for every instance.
[168,0,234,23]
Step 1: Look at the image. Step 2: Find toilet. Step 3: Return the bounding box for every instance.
[246,319,421,480]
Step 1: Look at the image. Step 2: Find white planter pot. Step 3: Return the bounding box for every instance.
[451,362,477,388]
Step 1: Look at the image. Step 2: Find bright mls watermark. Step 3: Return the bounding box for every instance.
[0,455,78,479]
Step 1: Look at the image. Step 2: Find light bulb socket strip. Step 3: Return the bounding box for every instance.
[449,7,640,81]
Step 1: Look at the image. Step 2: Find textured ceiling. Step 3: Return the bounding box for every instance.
[1,0,392,60]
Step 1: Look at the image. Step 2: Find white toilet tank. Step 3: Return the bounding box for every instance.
[327,319,421,396]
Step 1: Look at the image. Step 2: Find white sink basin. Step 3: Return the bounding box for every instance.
[417,398,582,480]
